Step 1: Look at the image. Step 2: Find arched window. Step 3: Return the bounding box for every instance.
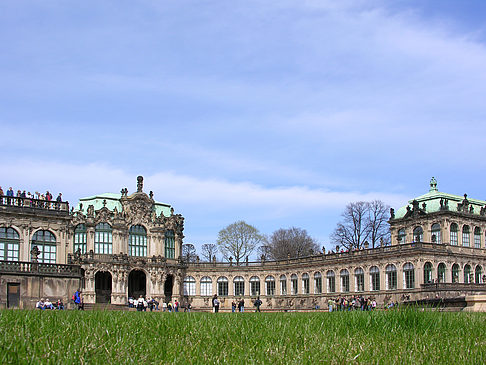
[413,227,423,243]
[95,223,112,254]
[450,223,458,245]
[265,276,275,296]
[340,269,349,293]
[73,224,87,254]
[386,264,397,290]
[327,271,336,293]
[291,274,298,295]
[314,272,322,294]
[403,262,415,289]
[474,227,481,248]
[217,276,228,296]
[431,223,441,244]
[164,230,175,259]
[423,262,432,284]
[200,276,212,296]
[398,229,406,244]
[462,225,470,247]
[452,264,460,283]
[234,276,245,296]
[370,266,380,291]
[355,268,364,292]
[302,273,310,294]
[464,264,471,284]
[475,265,483,284]
[129,225,147,257]
[0,227,20,261]
[438,263,446,283]
[280,275,287,295]
[250,276,260,296]
[32,230,56,263]
[183,276,196,296]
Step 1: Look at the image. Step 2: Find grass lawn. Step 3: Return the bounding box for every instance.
[0,309,485,364]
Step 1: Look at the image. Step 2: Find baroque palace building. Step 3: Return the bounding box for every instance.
[1,176,486,310]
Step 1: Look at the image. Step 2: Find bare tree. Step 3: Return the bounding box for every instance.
[201,243,218,262]
[182,244,198,263]
[367,200,390,247]
[265,227,320,260]
[331,201,370,250]
[331,200,390,250]
[216,221,263,264]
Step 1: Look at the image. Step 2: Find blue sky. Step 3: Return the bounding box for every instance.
[1,1,486,257]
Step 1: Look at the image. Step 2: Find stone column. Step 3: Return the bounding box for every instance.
[86,226,95,253]
[21,226,30,262]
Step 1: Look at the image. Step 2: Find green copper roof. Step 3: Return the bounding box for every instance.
[395,178,486,219]
[75,193,172,217]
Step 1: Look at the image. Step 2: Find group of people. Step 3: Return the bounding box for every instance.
[0,186,63,208]
[212,295,263,313]
[327,296,377,312]
[35,298,65,310]
[128,296,192,312]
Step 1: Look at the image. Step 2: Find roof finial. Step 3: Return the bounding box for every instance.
[137,176,143,193]
[429,177,438,192]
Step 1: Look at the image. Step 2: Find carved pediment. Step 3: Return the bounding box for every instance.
[121,193,155,225]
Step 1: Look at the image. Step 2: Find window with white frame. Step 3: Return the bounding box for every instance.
[431,223,441,244]
[265,276,275,296]
[403,262,415,289]
[462,225,470,247]
[0,227,20,261]
[450,223,458,245]
[129,225,147,257]
[200,276,212,296]
[340,269,349,292]
[314,272,322,294]
[386,264,397,290]
[183,276,196,296]
[291,274,298,295]
[302,273,310,294]
[32,230,56,263]
[234,276,245,296]
[250,276,260,296]
[280,275,287,295]
[370,266,380,291]
[327,271,336,293]
[474,227,481,248]
[95,223,112,254]
[217,276,228,296]
[74,224,87,254]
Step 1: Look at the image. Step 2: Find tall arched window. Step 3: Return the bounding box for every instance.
[265,276,275,296]
[183,276,196,296]
[302,273,310,294]
[200,276,212,296]
[291,274,298,295]
[386,264,397,290]
[0,227,20,261]
[464,264,471,284]
[217,276,228,296]
[280,275,287,295]
[129,225,147,257]
[32,230,56,263]
[413,227,423,243]
[431,223,441,244]
[450,223,458,245]
[340,269,350,293]
[355,268,364,292]
[327,271,336,293]
[74,224,87,254]
[462,225,470,247]
[474,227,481,248]
[234,276,245,296]
[475,265,483,283]
[250,276,260,296]
[95,223,112,254]
[164,230,175,259]
[314,272,322,294]
[398,229,406,244]
[403,262,415,289]
[423,262,432,284]
[452,264,460,283]
[370,266,380,291]
[437,263,446,283]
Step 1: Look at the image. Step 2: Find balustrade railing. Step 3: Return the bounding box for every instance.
[0,260,81,277]
[0,195,69,212]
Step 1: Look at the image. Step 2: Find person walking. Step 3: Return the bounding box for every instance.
[73,290,82,310]
[254,297,262,312]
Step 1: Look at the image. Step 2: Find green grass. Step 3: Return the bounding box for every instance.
[1,309,485,364]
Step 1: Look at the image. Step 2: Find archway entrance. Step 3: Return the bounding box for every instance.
[164,274,173,302]
[95,271,112,303]
[128,270,146,299]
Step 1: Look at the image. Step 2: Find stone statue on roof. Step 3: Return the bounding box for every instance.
[430,177,438,192]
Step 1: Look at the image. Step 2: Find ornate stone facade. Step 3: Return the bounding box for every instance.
[1,177,486,310]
